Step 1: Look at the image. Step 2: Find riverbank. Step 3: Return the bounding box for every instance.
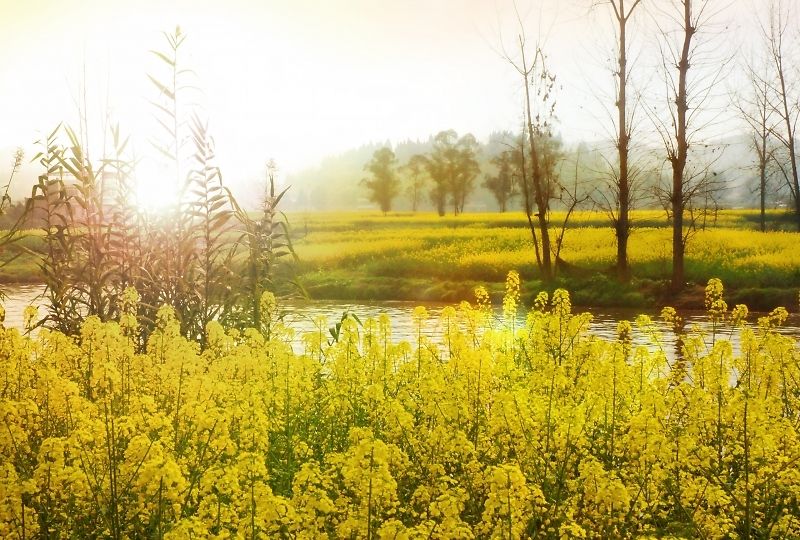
[3,272,796,312]
[2,210,799,311]
[299,271,798,311]
[291,210,800,311]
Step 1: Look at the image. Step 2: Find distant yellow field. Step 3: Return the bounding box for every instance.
[290,211,800,288]
[3,210,798,296]
[288,208,789,232]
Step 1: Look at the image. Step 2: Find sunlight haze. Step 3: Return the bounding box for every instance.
[1,0,753,201]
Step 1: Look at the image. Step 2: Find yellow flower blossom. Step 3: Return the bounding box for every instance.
[0,277,797,537]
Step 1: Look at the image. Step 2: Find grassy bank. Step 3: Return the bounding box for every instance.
[290,210,800,310]
[3,210,800,309]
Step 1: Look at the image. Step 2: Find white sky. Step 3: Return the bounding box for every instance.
[0,0,765,203]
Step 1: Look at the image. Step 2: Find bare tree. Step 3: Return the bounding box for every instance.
[501,11,559,280]
[0,148,25,299]
[552,148,593,269]
[651,0,728,291]
[591,0,645,281]
[759,0,800,229]
[735,59,778,231]
[1,148,23,214]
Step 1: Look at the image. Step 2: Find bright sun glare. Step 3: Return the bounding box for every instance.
[133,160,180,212]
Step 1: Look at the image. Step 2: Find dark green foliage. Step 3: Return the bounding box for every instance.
[362,148,400,214]
[180,114,239,341]
[225,160,303,339]
[483,149,519,212]
[327,310,362,344]
[400,154,427,212]
[415,130,480,216]
[25,123,142,333]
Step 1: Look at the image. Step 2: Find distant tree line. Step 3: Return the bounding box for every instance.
[360,130,610,218]
[362,131,482,216]
[302,131,787,215]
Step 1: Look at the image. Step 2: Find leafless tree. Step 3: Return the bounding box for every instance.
[591,0,645,281]
[758,0,800,229]
[1,149,23,214]
[651,0,729,291]
[500,7,560,280]
[552,148,594,268]
[734,59,779,231]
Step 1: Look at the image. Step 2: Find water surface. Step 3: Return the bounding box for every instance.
[3,285,799,357]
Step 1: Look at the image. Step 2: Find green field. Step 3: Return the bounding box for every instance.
[3,209,800,309]
[289,210,800,309]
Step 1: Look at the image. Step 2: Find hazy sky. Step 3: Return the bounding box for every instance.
[0,0,762,203]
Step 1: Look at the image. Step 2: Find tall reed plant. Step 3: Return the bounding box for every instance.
[26,27,300,346]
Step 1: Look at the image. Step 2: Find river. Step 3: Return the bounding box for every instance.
[3,285,800,356]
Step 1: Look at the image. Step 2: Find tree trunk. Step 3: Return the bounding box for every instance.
[776,62,800,229]
[523,81,553,279]
[671,165,685,290]
[671,0,693,292]
[519,131,543,272]
[616,0,631,282]
[759,141,767,232]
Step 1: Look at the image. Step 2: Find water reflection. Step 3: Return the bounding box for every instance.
[1,285,47,331]
[3,285,799,360]
[279,300,800,360]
